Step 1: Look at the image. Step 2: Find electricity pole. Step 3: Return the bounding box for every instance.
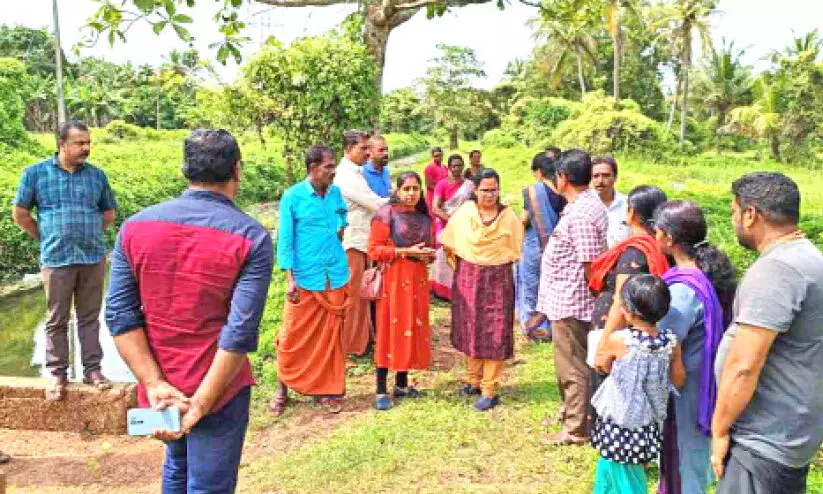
[52,0,67,126]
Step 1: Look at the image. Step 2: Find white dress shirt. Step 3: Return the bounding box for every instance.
[604,191,630,248]
[333,156,389,253]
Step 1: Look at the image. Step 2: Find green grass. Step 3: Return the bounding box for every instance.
[0,287,45,376]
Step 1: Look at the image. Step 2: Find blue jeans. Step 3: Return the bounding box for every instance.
[162,386,251,494]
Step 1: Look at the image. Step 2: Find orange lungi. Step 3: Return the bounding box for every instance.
[342,249,372,355]
[276,286,349,396]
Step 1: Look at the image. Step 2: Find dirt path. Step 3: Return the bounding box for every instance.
[0,308,457,494]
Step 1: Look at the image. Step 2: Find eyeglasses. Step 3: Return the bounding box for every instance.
[477,188,499,194]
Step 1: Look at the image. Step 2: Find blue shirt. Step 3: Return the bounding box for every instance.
[277,180,350,291]
[13,155,118,268]
[363,161,391,198]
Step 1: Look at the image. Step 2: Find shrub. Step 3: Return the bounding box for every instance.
[481,128,519,149]
[502,96,578,146]
[0,58,37,151]
[552,91,676,158]
[384,133,429,160]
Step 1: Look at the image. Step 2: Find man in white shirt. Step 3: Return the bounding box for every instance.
[333,130,389,355]
[591,156,630,248]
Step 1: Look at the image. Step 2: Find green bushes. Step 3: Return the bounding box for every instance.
[481,128,519,148]
[0,132,286,280]
[384,133,429,160]
[499,96,578,147]
[552,91,676,158]
[0,58,37,151]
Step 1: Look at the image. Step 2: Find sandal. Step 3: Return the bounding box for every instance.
[393,386,423,399]
[83,370,112,391]
[45,375,68,401]
[313,396,343,414]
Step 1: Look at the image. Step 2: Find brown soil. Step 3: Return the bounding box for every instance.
[0,310,458,494]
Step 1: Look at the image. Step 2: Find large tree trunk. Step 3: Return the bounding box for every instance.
[450,123,459,149]
[612,0,623,103]
[667,75,681,132]
[679,19,692,146]
[769,133,781,162]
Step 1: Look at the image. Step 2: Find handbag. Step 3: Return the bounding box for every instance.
[360,263,386,301]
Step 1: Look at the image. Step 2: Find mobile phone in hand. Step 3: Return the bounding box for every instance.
[127,406,181,436]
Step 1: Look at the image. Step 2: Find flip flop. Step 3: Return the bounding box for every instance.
[45,375,68,402]
[83,370,112,391]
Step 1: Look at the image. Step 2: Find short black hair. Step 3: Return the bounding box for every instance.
[58,120,89,142]
[545,146,561,157]
[447,154,464,166]
[627,185,667,232]
[431,147,443,155]
[732,172,800,225]
[592,155,618,177]
[343,129,370,150]
[620,274,671,325]
[182,129,241,184]
[555,149,592,186]
[305,145,334,172]
[531,152,556,180]
[469,149,481,158]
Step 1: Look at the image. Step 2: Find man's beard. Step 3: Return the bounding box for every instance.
[734,225,756,251]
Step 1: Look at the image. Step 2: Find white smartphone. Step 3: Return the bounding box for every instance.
[127,407,181,436]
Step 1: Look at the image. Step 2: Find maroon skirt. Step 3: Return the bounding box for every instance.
[451,258,515,360]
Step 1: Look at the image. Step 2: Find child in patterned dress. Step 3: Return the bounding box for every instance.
[590,274,686,493]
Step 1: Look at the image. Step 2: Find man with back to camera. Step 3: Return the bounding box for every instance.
[105,129,273,493]
[537,149,608,445]
[12,120,117,400]
[712,172,823,494]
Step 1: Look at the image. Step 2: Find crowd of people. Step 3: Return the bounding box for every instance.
[6,120,823,494]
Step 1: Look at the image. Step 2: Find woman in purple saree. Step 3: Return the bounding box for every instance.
[654,201,737,494]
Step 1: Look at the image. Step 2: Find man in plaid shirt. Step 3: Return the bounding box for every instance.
[537,149,608,445]
[12,120,117,401]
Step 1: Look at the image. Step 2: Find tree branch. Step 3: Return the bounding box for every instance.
[255,0,358,6]
[394,0,492,12]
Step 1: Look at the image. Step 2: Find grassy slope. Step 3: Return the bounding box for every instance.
[241,144,823,493]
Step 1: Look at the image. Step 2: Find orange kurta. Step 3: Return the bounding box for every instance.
[276,286,349,396]
[368,220,433,371]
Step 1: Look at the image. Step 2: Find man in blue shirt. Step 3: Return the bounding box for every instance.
[271,145,351,415]
[363,135,391,198]
[12,120,117,401]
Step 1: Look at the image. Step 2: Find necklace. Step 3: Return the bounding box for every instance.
[761,229,805,254]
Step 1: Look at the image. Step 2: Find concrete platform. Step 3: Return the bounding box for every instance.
[0,377,136,434]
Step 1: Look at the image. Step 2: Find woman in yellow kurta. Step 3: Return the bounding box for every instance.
[440,168,524,411]
[368,171,436,410]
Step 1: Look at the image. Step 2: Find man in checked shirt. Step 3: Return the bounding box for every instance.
[537,149,608,445]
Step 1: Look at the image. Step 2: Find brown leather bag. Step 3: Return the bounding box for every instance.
[360,264,386,300]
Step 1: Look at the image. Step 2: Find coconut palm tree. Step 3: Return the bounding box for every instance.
[528,2,600,97]
[692,38,752,149]
[650,0,717,144]
[724,75,782,161]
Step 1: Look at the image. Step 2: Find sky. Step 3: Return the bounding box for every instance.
[3,0,823,93]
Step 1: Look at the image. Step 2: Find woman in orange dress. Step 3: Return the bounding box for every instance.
[368,171,436,410]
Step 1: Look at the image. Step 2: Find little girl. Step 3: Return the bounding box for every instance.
[590,274,686,494]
